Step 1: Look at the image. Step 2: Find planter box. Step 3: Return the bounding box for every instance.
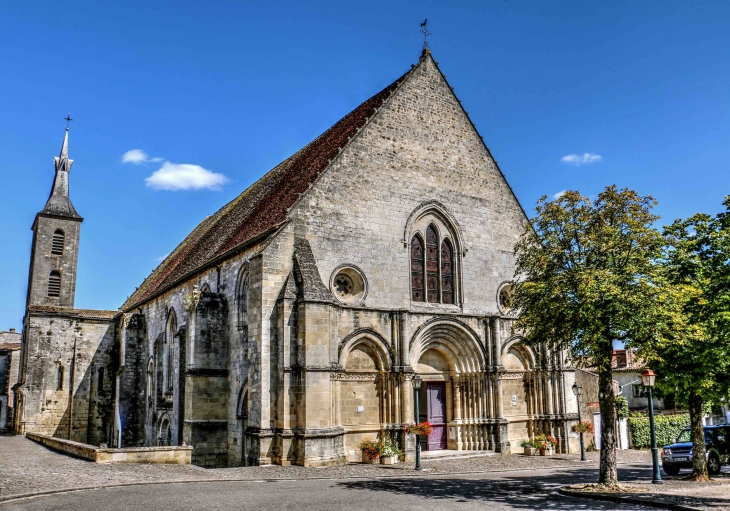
[362,452,379,464]
[523,446,537,456]
[380,455,398,465]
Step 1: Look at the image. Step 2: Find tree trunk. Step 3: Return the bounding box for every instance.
[689,391,709,481]
[598,340,618,486]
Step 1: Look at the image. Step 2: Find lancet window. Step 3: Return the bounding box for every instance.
[410,220,458,305]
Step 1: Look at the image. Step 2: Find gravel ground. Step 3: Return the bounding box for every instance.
[0,435,650,500]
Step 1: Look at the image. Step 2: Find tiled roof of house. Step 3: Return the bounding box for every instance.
[27,305,118,320]
[121,61,414,312]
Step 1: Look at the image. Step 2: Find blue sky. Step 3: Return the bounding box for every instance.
[1,1,729,329]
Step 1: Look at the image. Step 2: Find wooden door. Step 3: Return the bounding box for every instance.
[427,382,447,450]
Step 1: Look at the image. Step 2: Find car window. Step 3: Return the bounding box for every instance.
[677,429,691,443]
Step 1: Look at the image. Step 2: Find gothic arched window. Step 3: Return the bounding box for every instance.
[48,271,61,297]
[164,312,176,394]
[51,230,64,255]
[409,215,459,305]
[236,266,249,331]
[441,238,454,304]
[56,365,64,390]
[410,235,425,302]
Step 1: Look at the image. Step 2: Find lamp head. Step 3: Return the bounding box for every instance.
[640,368,656,388]
[571,381,583,397]
[412,374,422,390]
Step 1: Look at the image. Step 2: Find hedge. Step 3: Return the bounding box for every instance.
[628,414,690,448]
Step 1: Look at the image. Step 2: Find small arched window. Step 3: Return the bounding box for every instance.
[410,235,425,302]
[51,230,65,255]
[164,312,176,393]
[48,271,61,297]
[236,267,249,331]
[97,367,105,392]
[57,365,64,390]
[441,239,454,304]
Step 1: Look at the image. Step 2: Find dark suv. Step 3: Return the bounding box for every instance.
[661,424,730,476]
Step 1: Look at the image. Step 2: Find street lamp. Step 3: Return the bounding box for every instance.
[571,381,586,462]
[412,374,423,471]
[640,368,663,485]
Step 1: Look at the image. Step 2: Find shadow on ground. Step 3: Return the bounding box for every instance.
[336,466,656,509]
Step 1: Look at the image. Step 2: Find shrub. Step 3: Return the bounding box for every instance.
[628,414,690,448]
[521,440,535,448]
[616,395,629,420]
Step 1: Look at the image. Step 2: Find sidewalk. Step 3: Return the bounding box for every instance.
[562,475,730,511]
[0,434,695,506]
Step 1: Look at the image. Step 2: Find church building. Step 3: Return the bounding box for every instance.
[14,50,580,467]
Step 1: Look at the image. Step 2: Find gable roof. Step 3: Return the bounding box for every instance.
[122,63,413,311]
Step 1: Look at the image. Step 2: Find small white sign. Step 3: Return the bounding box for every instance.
[512,395,517,406]
[357,406,364,413]
[449,427,456,440]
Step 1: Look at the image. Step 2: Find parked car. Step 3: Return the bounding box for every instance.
[661,424,730,476]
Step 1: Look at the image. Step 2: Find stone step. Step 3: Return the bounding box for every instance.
[419,449,495,460]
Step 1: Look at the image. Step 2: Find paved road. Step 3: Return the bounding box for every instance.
[2,465,655,510]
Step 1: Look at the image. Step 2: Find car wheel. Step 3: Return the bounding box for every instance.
[708,454,721,475]
[663,466,680,476]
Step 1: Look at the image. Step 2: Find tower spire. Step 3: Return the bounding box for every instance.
[40,122,81,219]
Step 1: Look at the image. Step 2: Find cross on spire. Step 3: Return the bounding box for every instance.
[64,113,73,129]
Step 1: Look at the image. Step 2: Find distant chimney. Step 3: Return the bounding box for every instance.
[9,328,15,333]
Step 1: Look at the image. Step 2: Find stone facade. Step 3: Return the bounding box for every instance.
[0,329,22,430]
[16,50,579,466]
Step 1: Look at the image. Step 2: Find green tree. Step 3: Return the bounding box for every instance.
[648,198,730,481]
[511,186,664,486]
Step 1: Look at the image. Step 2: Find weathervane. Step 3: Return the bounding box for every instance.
[64,113,73,129]
[420,19,430,50]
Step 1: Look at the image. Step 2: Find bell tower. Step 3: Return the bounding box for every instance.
[26,125,83,308]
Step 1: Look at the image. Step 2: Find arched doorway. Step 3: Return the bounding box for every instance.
[410,320,488,451]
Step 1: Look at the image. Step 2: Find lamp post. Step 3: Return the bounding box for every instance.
[412,374,422,471]
[571,381,586,462]
[641,368,663,485]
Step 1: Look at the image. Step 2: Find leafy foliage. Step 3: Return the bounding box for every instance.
[512,186,664,485]
[628,414,690,449]
[645,197,730,480]
[615,395,629,420]
[572,421,595,434]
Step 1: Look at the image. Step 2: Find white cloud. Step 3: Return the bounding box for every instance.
[145,162,230,191]
[553,190,566,200]
[561,153,602,166]
[122,149,163,165]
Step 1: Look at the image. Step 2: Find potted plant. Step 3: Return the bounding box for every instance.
[571,421,595,435]
[378,440,404,465]
[402,421,434,436]
[521,440,537,456]
[358,440,380,464]
[534,434,558,455]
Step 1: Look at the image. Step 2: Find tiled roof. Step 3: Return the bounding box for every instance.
[27,305,118,320]
[121,63,413,311]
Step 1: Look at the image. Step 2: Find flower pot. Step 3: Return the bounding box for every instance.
[524,446,537,456]
[539,448,553,456]
[380,455,398,465]
[362,452,379,464]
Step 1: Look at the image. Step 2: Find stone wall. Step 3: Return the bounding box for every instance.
[16,312,115,444]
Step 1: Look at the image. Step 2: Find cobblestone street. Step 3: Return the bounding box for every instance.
[0,435,649,501]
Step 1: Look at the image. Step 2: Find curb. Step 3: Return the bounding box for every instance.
[558,487,704,511]
[0,460,637,506]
